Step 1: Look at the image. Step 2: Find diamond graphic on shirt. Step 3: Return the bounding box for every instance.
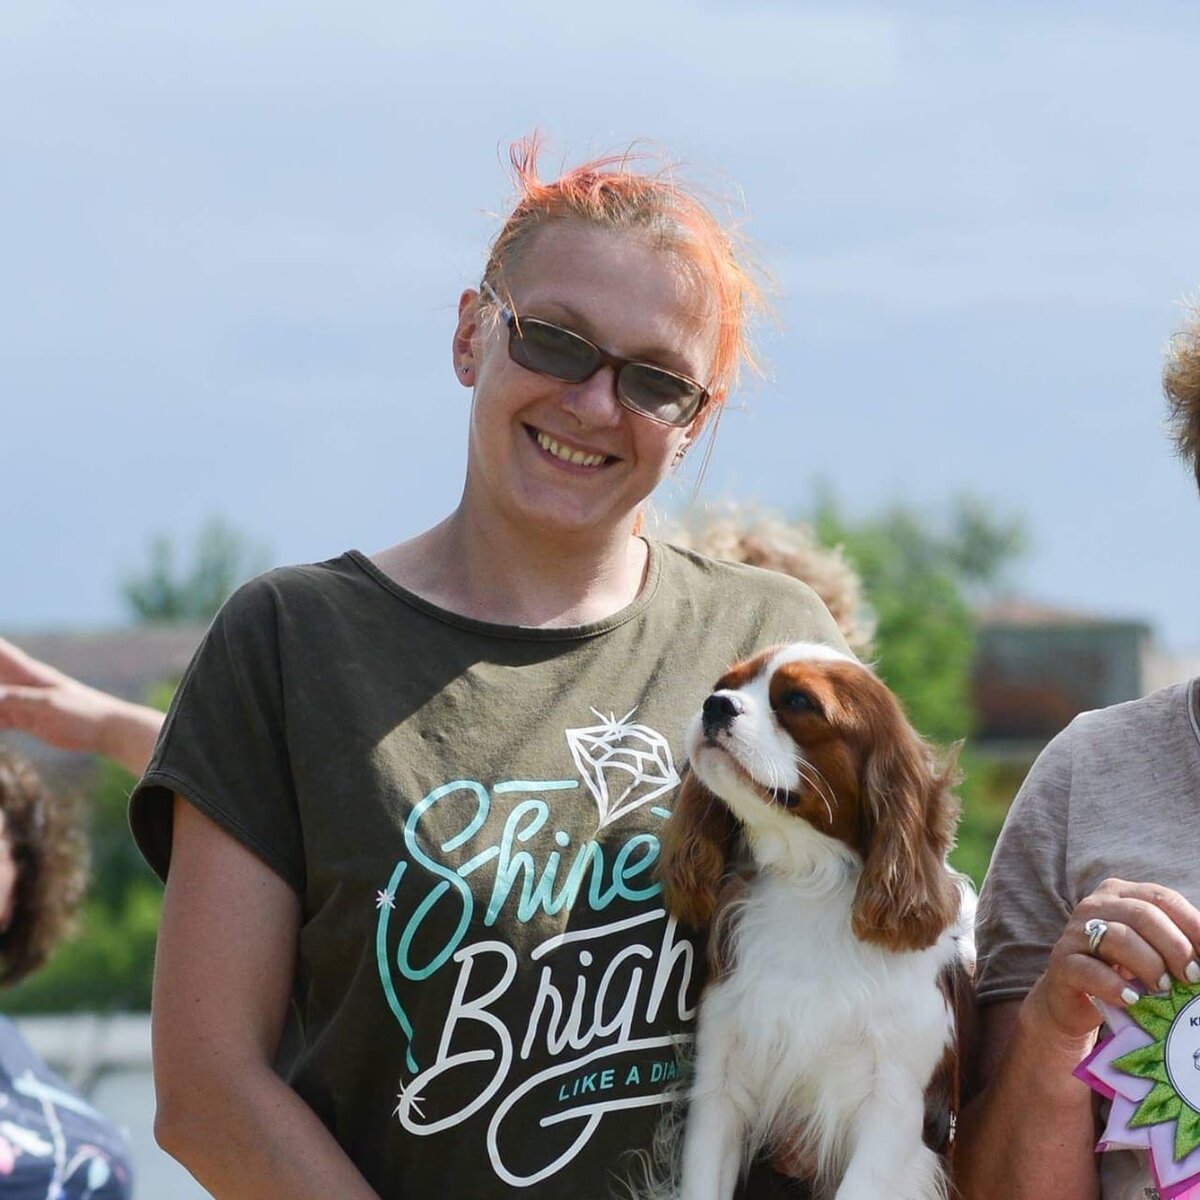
[565,707,680,830]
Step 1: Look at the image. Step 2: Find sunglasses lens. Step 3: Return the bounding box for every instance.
[510,319,599,383]
[619,366,705,426]
[503,309,705,427]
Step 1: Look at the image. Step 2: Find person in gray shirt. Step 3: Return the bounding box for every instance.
[957,307,1200,1200]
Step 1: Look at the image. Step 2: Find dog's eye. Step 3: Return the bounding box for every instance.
[780,689,820,715]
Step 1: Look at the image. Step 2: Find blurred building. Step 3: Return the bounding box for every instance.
[971,601,1197,761]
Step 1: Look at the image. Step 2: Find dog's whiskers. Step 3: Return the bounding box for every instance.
[796,762,837,825]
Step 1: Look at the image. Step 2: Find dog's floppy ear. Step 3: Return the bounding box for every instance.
[852,708,961,952]
[657,768,737,929]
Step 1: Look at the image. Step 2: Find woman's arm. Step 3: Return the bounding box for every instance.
[0,637,163,776]
[956,995,1101,1200]
[957,878,1200,1200]
[152,796,380,1200]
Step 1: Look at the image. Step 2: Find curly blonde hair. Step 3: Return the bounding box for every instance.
[1164,302,1200,493]
[673,510,876,659]
[0,750,88,986]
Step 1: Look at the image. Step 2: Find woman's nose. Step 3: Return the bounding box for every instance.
[559,365,623,426]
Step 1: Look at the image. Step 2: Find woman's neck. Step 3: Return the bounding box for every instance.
[370,508,650,629]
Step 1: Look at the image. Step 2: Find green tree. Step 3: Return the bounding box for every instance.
[122,516,269,624]
[810,492,1027,884]
[812,492,1024,743]
[945,494,1028,600]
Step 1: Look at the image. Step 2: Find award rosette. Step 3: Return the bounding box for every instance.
[1075,982,1200,1199]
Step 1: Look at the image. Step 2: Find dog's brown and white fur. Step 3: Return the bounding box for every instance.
[657,643,974,1200]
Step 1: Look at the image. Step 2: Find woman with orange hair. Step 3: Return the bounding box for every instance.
[119,140,847,1198]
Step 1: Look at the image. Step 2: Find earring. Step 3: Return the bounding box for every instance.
[460,365,470,375]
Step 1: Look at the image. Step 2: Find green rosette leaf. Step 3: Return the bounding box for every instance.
[1175,1102,1200,1161]
[1129,1081,1184,1129]
[1170,981,1198,1007]
[1112,1043,1170,1084]
[1129,994,1178,1041]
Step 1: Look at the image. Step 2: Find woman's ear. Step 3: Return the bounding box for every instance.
[452,288,480,386]
[657,769,737,929]
[852,719,961,953]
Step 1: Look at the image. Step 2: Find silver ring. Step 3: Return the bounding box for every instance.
[1084,917,1109,957]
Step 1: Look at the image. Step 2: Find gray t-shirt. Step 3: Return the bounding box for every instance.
[976,679,1200,1199]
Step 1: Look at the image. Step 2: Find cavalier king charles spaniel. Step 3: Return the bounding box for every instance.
[656,642,974,1200]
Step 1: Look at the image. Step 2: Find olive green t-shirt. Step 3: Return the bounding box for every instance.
[131,542,847,1198]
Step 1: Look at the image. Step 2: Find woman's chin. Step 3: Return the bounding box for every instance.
[496,475,645,542]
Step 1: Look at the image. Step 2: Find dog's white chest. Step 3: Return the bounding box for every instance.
[698,877,955,1129]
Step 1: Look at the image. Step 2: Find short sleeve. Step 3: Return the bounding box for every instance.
[974,723,1077,1006]
[129,574,305,895]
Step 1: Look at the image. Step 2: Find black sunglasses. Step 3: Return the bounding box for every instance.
[481,282,709,427]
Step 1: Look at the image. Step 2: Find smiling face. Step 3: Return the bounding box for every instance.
[453,220,718,542]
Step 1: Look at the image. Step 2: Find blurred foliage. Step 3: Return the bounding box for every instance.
[122,516,269,624]
[951,753,1040,887]
[811,492,1029,886]
[949,748,1017,887]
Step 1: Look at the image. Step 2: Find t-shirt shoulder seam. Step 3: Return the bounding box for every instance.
[235,556,356,602]
[139,766,305,897]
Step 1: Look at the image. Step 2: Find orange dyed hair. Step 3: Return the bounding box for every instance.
[481,134,764,415]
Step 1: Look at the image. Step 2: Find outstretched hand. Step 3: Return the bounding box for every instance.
[0,637,117,754]
[0,637,164,776]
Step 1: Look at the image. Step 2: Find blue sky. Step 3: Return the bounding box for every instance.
[4,1,1198,650]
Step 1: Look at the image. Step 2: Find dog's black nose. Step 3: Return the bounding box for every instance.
[702,691,744,738]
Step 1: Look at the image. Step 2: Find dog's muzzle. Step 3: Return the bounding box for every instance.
[701,691,745,740]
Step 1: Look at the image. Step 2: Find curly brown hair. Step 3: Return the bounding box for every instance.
[0,750,88,986]
[1164,302,1200,493]
[672,509,876,660]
